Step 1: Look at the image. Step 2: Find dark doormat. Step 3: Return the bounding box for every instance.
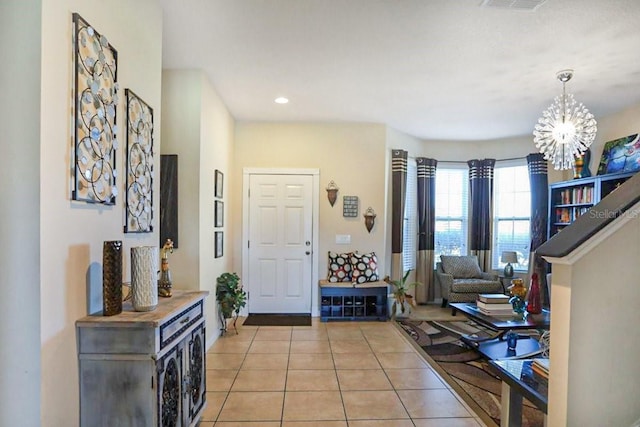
[243,313,312,327]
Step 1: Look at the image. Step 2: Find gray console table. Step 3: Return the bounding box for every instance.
[76,290,209,427]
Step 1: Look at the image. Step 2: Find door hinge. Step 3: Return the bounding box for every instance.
[248,240,250,249]
[151,376,154,389]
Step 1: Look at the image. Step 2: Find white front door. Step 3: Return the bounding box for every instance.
[247,173,313,313]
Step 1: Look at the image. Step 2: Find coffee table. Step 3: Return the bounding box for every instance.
[450,302,550,360]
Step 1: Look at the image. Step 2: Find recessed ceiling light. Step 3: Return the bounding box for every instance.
[274,97,289,104]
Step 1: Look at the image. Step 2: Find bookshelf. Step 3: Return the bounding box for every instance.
[548,171,636,238]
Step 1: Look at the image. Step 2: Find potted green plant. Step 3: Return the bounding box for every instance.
[215,272,247,334]
[385,270,420,319]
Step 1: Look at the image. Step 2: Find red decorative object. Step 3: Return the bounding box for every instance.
[527,273,543,314]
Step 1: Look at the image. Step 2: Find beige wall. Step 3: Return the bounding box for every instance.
[39,1,162,425]
[1,1,42,426]
[233,122,389,286]
[161,69,236,344]
[546,201,640,426]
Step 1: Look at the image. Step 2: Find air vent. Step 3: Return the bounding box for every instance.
[480,0,547,11]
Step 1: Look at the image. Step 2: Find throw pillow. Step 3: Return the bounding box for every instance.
[350,252,380,284]
[327,252,353,282]
[440,255,483,279]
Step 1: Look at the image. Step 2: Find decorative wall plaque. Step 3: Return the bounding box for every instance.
[124,89,154,233]
[71,13,119,204]
[343,196,359,217]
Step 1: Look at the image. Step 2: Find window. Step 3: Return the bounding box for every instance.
[492,161,531,271]
[402,159,417,271]
[434,166,469,266]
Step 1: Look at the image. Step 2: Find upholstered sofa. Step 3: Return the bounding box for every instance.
[436,255,503,308]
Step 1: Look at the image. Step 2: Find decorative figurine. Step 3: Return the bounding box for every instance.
[364,207,376,233]
[158,239,174,297]
[508,278,527,316]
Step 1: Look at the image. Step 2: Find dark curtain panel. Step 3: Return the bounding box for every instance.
[527,153,550,306]
[468,159,495,271]
[415,157,437,303]
[391,149,408,281]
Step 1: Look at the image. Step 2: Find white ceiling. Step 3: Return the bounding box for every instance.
[159,0,640,141]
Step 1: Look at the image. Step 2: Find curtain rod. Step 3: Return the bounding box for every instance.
[434,156,526,163]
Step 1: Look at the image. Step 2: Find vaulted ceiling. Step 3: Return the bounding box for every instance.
[160,0,640,141]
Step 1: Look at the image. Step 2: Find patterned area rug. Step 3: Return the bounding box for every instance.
[397,319,544,427]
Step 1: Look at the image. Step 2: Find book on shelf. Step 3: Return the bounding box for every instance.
[477,293,510,303]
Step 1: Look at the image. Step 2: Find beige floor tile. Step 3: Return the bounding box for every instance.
[332,353,381,370]
[214,422,280,427]
[412,418,481,427]
[206,353,245,370]
[248,340,291,353]
[336,369,392,391]
[384,368,447,389]
[283,391,345,421]
[208,339,252,354]
[342,390,409,420]
[325,321,362,328]
[292,329,328,341]
[256,325,293,331]
[327,328,364,340]
[242,353,289,369]
[206,369,238,392]
[200,391,228,421]
[231,369,287,391]
[286,369,338,391]
[375,352,429,369]
[330,340,372,353]
[217,391,284,422]
[367,338,414,353]
[347,420,415,427]
[396,389,472,418]
[199,422,214,427]
[290,340,331,353]
[288,353,334,370]
[281,422,347,427]
[217,327,257,341]
[254,329,292,341]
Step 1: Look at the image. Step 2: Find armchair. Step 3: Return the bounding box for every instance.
[436,255,503,310]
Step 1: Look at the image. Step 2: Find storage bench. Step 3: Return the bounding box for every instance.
[319,280,388,322]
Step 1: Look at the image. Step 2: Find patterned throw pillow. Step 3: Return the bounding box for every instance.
[327,252,353,282]
[440,255,483,279]
[350,252,380,284]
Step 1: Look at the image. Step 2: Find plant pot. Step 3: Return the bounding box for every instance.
[388,295,412,319]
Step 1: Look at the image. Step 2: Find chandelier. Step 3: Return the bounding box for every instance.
[533,70,597,170]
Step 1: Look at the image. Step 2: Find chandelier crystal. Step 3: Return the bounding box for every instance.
[533,70,597,170]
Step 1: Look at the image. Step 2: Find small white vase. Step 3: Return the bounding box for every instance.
[130,246,158,312]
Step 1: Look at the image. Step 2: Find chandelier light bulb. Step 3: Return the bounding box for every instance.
[533,70,597,170]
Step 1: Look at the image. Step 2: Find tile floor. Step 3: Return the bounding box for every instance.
[198,311,487,427]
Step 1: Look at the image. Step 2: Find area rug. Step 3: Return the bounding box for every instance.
[243,313,312,326]
[397,319,544,427]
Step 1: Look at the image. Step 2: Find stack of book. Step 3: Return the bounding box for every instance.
[476,293,513,316]
[532,358,549,380]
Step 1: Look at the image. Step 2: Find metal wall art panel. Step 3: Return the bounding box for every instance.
[71,13,119,204]
[124,89,154,233]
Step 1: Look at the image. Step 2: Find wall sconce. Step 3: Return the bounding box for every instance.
[326,181,339,206]
[364,207,376,233]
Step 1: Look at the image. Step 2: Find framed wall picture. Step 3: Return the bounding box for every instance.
[215,200,224,227]
[215,169,223,199]
[343,195,359,217]
[215,231,223,258]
